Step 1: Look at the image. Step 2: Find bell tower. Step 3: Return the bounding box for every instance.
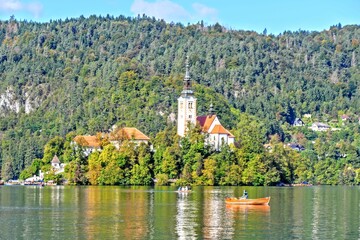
[177,56,197,137]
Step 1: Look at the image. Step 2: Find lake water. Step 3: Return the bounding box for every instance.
[0,185,359,239]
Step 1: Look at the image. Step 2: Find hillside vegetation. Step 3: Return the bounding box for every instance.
[0,15,360,185]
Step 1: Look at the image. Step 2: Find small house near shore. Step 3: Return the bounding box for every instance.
[51,155,66,174]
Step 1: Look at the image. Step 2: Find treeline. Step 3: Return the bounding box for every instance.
[19,113,360,186]
[0,15,360,184]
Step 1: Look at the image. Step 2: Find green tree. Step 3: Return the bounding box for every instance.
[200,158,216,185]
[43,136,65,164]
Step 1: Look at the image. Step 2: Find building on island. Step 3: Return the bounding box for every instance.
[51,155,66,174]
[73,127,151,155]
[177,57,234,151]
[51,155,61,169]
[196,104,235,151]
[109,127,150,149]
[73,135,102,156]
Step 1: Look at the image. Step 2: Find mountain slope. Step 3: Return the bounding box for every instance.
[0,15,359,178]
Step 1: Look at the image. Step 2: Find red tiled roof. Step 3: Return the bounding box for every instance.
[51,155,60,163]
[196,116,208,127]
[74,135,101,148]
[124,127,150,140]
[111,127,150,141]
[210,124,228,134]
[204,115,216,132]
[197,115,234,137]
[210,124,235,137]
[197,115,216,132]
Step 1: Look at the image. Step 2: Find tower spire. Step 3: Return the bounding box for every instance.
[177,55,197,137]
[208,102,215,116]
[182,55,193,95]
[185,55,190,82]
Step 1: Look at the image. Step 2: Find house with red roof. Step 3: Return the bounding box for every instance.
[73,135,102,156]
[109,127,150,149]
[73,127,151,155]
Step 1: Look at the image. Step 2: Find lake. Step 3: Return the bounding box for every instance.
[0,185,359,239]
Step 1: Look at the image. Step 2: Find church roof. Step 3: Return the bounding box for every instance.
[210,124,235,138]
[196,115,216,132]
[74,135,101,148]
[111,127,150,141]
[196,116,208,127]
[51,155,60,163]
[197,115,235,137]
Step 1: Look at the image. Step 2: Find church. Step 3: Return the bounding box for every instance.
[177,58,235,151]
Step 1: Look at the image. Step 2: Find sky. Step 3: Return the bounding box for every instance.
[0,0,359,35]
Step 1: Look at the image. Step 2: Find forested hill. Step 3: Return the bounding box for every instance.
[0,15,359,178]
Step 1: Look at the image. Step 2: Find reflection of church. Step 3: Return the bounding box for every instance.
[177,58,235,151]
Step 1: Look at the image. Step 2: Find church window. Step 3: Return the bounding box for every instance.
[189,115,192,119]
[188,102,193,109]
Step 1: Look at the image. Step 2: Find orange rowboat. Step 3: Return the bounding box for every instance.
[226,204,270,213]
[225,197,270,205]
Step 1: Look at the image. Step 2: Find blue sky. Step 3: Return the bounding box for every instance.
[0,0,359,34]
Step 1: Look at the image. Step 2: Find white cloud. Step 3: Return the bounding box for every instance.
[0,0,22,11]
[130,0,218,24]
[0,0,43,18]
[192,3,217,22]
[131,0,189,22]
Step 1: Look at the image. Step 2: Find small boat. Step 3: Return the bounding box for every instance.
[225,197,270,205]
[176,186,191,193]
[176,190,192,193]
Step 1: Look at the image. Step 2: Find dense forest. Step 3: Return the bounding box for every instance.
[0,15,360,185]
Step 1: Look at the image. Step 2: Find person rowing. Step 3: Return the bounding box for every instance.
[240,190,248,199]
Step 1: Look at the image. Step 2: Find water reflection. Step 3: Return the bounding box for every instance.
[225,204,270,214]
[1,186,360,239]
[175,192,198,239]
[358,198,360,240]
[311,187,320,240]
[203,188,234,240]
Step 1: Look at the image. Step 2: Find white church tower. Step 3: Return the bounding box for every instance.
[177,56,197,137]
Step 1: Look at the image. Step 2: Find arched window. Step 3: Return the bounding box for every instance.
[188,102,193,109]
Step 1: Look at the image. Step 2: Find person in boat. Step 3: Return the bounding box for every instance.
[240,190,248,199]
